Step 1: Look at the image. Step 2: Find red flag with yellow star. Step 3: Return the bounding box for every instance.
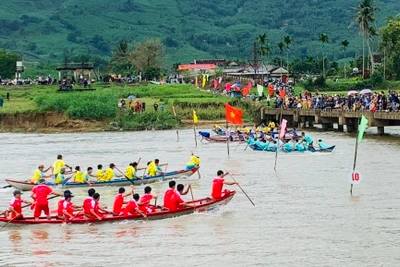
[225,103,243,125]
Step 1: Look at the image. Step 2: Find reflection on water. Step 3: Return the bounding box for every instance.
[0,129,399,266]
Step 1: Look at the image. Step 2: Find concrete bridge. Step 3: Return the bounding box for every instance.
[260,108,400,135]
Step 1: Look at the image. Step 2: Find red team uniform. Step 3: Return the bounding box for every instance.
[169,193,184,211]
[163,188,177,210]
[113,193,125,215]
[9,197,23,218]
[57,199,65,217]
[139,194,153,213]
[211,177,229,199]
[31,184,53,217]
[123,199,139,216]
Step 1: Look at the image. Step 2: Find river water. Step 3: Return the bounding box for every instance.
[0,129,399,267]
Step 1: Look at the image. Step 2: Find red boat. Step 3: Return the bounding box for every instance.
[203,137,242,143]
[0,191,236,226]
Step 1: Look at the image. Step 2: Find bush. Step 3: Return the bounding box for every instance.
[116,111,180,130]
[35,92,117,119]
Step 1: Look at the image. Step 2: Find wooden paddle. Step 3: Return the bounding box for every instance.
[1,185,12,189]
[225,171,255,206]
[234,141,243,151]
[114,166,135,186]
[0,195,60,230]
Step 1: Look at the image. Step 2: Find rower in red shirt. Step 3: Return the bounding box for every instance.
[6,190,32,219]
[124,193,147,218]
[31,179,63,220]
[62,193,81,220]
[57,190,72,219]
[113,186,134,215]
[211,171,238,199]
[86,193,110,220]
[163,181,178,210]
[169,184,195,211]
[139,186,158,214]
[83,188,96,215]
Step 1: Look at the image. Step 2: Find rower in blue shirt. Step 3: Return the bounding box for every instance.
[198,131,211,139]
[292,128,298,138]
[301,132,313,145]
[318,139,328,150]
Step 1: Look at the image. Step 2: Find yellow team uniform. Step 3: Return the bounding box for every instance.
[104,168,115,181]
[188,156,200,166]
[30,169,43,184]
[125,166,135,179]
[147,162,157,177]
[55,173,65,184]
[268,121,276,129]
[52,160,65,175]
[74,171,85,183]
[96,170,104,180]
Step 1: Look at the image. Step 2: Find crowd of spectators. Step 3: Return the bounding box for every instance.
[272,87,400,112]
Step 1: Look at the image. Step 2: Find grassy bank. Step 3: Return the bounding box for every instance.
[0,83,259,132]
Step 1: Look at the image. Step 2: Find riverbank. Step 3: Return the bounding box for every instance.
[0,84,259,133]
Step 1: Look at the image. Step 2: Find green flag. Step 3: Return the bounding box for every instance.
[357,115,368,142]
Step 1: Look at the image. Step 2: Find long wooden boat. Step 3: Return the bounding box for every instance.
[203,136,242,143]
[249,145,336,153]
[0,191,236,226]
[5,167,200,191]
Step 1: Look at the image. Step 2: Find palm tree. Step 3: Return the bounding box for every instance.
[341,40,350,79]
[278,42,285,79]
[283,35,293,76]
[255,34,272,77]
[352,0,380,77]
[319,33,330,78]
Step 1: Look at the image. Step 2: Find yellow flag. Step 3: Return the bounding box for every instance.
[202,75,206,87]
[193,110,199,123]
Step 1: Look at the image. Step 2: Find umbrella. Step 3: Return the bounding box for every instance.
[360,89,372,95]
[347,90,358,96]
[128,95,136,99]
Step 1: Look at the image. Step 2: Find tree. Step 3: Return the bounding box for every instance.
[0,50,22,78]
[283,35,293,75]
[131,39,165,79]
[379,14,400,80]
[318,33,330,78]
[341,40,350,78]
[254,33,272,76]
[109,40,135,75]
[352,0,380,76]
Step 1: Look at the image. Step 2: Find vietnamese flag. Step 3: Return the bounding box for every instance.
[225,103,243,125]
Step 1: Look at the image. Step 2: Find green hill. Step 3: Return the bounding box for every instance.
[1,0,400,65]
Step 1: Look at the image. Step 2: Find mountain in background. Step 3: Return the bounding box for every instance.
[1,0,399,65]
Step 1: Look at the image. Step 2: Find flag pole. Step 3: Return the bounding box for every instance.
[193,122,197,148]
[350,115,361,195]
[172,106,179,141]
[226,121,230,156]
[274,104,284,171]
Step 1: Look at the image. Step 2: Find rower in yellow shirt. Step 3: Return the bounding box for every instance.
[147,159,164,177]
[30,165,52,184]
[96,164,105,180]
[185,153,200,170]
[268,121,276,129]
[101,163,123,181]
[51,155,72,178]
[125,162,142,179]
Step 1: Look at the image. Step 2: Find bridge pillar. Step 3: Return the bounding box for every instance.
[337,124,344,132]
[377,126,385,135]
[346,118,358,133]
